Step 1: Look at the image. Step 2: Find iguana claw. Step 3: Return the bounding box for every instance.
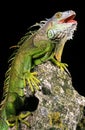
[24,71,40,92]
[55,61,68,71]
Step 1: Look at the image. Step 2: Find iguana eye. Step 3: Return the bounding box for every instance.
[47,29,55,39]
[56,12,62,18]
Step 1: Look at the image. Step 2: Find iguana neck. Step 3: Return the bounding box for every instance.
[54,35,67,62]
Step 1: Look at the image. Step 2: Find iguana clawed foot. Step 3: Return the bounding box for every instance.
[6,112,31,129]
[54,61,68,71]
[24,71,40,92]
[49,53,68,71]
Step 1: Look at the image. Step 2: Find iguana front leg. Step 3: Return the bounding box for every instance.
[23,41,54,92]
[49,35,68,71]
[49,52,68,71]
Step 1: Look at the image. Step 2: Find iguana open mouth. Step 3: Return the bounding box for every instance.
[64,15,76,23]
[59,14,77,24]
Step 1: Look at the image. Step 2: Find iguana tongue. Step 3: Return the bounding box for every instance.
[67,19,76,23]
[59,19,76,23]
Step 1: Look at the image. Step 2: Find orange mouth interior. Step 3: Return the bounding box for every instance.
[59,14,76,23]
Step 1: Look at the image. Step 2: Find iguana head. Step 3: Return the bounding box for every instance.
[33,10,77,61]
[45,10,77,40]
[43,10,77,61]
[34,10,77,43]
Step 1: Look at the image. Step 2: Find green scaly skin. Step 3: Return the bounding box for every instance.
[0,10,77,130]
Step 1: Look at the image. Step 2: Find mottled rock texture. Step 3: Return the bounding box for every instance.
[9,61,85,130]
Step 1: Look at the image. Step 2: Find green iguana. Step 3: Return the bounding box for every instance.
[0,10,77,130]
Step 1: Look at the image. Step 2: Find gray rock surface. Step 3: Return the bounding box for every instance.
[9,61,85,130]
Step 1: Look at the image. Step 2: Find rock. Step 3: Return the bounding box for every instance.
[9,61,85,130]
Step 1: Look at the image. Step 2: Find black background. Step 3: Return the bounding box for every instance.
[0,0,85,101]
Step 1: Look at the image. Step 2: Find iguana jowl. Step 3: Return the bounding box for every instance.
[0,10,77,130]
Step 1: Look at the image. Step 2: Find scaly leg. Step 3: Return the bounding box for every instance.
[49,53,68,71]
[6,112,31,130]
